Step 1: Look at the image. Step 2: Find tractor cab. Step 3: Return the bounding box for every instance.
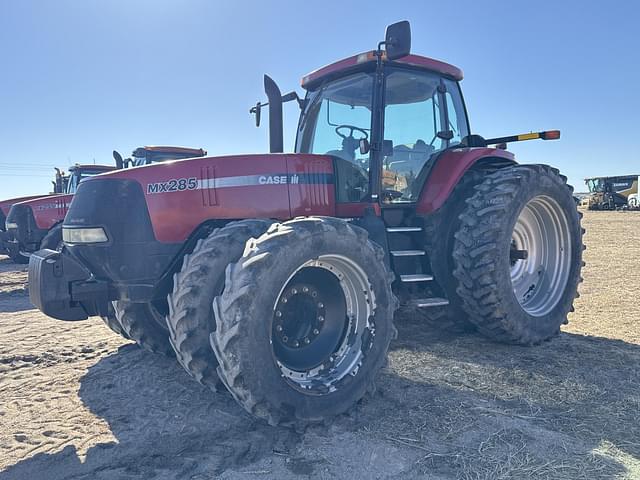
[256,21,557,209]
[130,146,208,167]
[65,164,116,194]
[254,21,469,205]
[113,146,208,168]
[295,55,468,204]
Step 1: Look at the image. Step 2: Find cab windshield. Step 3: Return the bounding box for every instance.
[296,73,374,202]
[296,73,373,161]
[132,150,199,167]
[587,179,604,193]
[66,169,107,194]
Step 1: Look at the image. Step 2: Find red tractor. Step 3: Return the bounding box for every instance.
[0,169,69,256]
[5,164,116,263]
[5,146,206,263]
[29,22,583,426]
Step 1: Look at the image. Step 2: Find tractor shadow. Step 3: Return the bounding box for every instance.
[0,295,33,313]
[0,255,31,312]
[2,323,639,479]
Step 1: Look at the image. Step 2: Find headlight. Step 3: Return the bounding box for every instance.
[62,227,108,244]
[5,222,18,229]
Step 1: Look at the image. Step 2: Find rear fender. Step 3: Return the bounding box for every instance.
[415,148,516,214]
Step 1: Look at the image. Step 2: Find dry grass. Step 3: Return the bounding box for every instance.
[0,211,639,479]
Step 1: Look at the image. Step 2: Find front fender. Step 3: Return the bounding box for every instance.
[415,147,516,214]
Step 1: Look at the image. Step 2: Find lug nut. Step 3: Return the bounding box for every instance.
[281,297,288,304]
[302,286,309,293]
[293,341,299,347]
[304,338,310,344]
[292,288,298,294]
[311,291,318,298]
[275,310,282,317]
[318,302,324,308]
[313,328,319,335]
[276,325,283,332]
[282,335,288,342]
[318,316,324,322]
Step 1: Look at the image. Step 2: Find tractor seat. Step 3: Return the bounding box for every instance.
[388,140,434,174]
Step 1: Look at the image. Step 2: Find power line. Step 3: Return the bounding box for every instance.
[0,174,54,178]
[0,163,57,167]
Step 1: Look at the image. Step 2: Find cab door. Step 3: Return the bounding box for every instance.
[380,68,470,203]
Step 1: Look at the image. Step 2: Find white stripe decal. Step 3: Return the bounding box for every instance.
[196,175,271,189]
[146,173,333,195]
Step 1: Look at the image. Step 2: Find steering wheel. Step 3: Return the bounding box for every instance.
[335,125,369,140]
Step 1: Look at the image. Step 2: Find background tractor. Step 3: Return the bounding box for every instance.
[0,169,69,255]
[5,146,206,263]
[29,22,583,426]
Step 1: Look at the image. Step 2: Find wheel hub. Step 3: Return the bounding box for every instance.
[273,283,327,349]
[271,255,375,394]
[510,195,571,316]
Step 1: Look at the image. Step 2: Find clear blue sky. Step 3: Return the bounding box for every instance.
[1,0,638,198]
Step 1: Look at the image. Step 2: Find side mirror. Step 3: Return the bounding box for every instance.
[282,91,305,109]
[359,138,370,155]
[250,102,262,127]
[385,21,411,61]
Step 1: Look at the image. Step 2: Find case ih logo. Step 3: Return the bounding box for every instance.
[259,175,299,184]
[147,174,330,195]
[34,202,71,211]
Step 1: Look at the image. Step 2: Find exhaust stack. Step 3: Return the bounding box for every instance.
[264,75,284,153]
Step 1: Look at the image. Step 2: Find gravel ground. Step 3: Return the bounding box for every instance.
[0,211,638,479]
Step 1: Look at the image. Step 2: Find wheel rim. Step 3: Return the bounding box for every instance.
[510,195,571,317]
[271,255,375,394]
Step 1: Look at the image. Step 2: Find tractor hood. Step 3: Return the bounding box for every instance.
[0,194,54,218]
[65,153,336,244]
[10,194,74,231]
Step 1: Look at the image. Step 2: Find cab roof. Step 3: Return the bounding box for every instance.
[69,164,116,172]
[301,51,463,89]
[584,174,640,181]
[136,146,207,156]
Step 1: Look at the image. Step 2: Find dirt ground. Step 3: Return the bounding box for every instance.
[0,211,639,480]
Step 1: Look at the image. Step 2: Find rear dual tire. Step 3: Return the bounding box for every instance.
[453,165,583,344]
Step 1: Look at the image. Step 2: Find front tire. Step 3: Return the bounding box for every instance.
[114,301,174,356]
[100,302,131,339]
[167,220,272,391]
[453,165,583,345]
[9,251,29,264]
[40,224,63,251]
[211,217,398,425]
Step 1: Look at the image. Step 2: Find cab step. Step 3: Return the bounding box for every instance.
[413,297,449,308]
[400,274,433,282]
[390,249,425,257]
[386,226,423,233]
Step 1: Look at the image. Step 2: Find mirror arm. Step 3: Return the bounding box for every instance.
[250,90,304,128]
